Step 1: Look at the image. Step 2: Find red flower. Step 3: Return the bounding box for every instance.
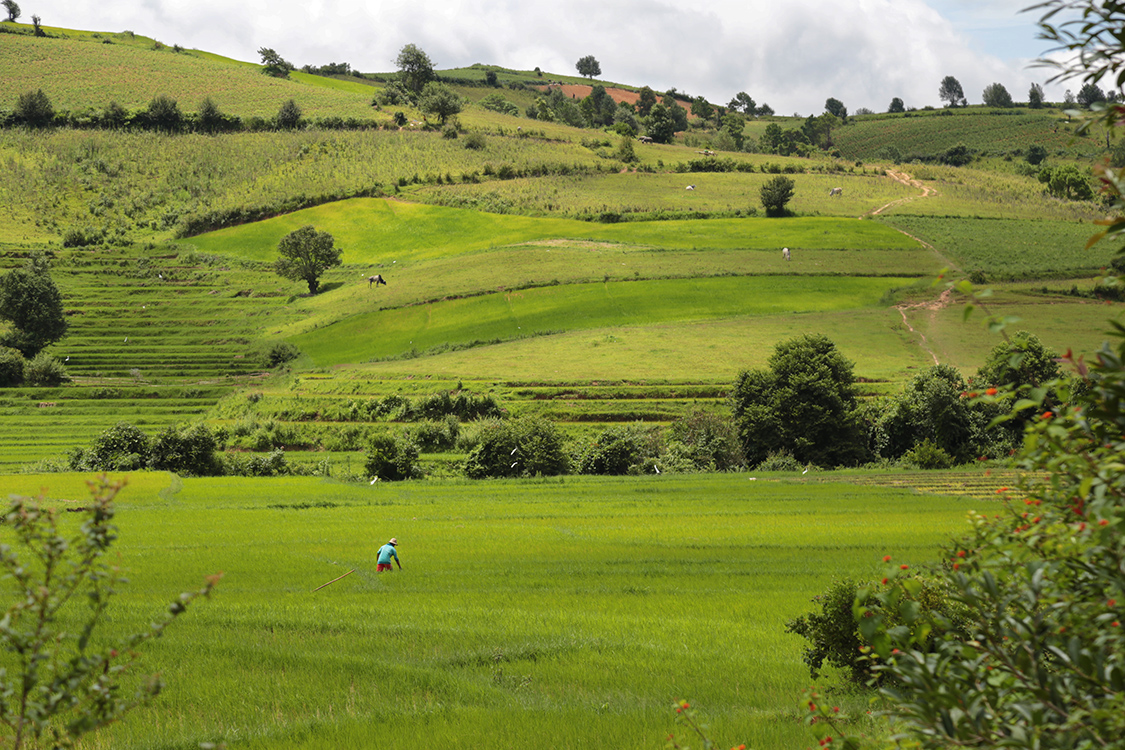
[882,577,888,584]
[1109,599,1117,607]
[957,550,966,557]
[1100,519,1110,526]
[883,555,892,562]
[985,388,998,396]
[900,564,909,570]
[953,563,960,570]
[1041,411,1053,419]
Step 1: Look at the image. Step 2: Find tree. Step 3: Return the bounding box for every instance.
[1077,81,1107,107]
[1,0,19,22]
[721,112,745,150]
[982,82,1014,107]
[13,89,53,127]
[888,96,905,113]
[395,43,435,96]
[575,55,601,79]
[196,97,224,133]
[644,103,677,144]
[636,86,657,117]
[257,47,293,78]
[939,75,966,107]
[1028,82,1045,108]
[0,251,67,358]
[365,433,421,481]
[273,225,341,294]
[824,97,847,121]
[30,13,42,36]
[691,96,714,123]
[419,81,462,124]
[731,334,866,467]
[661,91,689,132]
[145,94,182,132]
[102,100,128,128]
[759,174,796,216]
[1039,163,1095,200]
[464,417,568,478]
[756,103,774,117]
[276,98,302,129]
[0,479,217,750]
[730,91,756,115]
[1026,143,1048,165]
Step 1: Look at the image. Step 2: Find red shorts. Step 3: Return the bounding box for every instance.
[377,563,394,572]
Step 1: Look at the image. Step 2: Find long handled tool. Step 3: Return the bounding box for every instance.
[313,568,355,592]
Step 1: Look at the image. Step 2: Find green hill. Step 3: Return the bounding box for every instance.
[0,23,1117,472]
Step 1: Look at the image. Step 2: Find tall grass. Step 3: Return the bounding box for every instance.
[0,471,991,749]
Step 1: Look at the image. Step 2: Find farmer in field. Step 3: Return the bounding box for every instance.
[377,538,401,572]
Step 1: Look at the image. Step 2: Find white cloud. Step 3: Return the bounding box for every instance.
[31,0,1069,113]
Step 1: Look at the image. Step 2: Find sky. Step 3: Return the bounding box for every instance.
[24,0,1085,115]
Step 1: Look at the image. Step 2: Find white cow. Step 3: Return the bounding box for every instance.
[782,247,790,261]
[829,187,843,197]
[685,185,695,191]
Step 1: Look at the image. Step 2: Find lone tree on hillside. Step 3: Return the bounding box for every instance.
[274,225,341,294]
[0,251,68,358]
[939,75,966,107]
[982,82,1014,107]
[145,94,183,132]
[575,55,601,79]
[888,96,905,113]
[1077,81,1107,106]
[395,43,435,96]
[2,0,19,22]
[258,47,294,79]
[759,175,795,216]
[824,97,847,122]
[419,82,462,124]
[1028,82,1045,108]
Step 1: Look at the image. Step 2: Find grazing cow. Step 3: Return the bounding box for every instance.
[637,135,653,144]
[782,247,791,261]
[829,187,843,197]
[368,275,387,287]
[685,185,695,191]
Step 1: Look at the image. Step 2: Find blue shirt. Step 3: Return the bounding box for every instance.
[377,544,399,564]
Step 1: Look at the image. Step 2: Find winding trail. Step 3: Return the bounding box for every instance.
[867,170,955,366]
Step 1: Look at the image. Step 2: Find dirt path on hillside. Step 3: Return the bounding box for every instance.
[894,288,955,366]
[869,170,938,217]
[868,173,956,366]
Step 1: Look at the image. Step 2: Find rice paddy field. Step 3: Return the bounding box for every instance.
[0,470,1002,750]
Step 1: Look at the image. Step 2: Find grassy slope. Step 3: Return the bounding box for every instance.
[0,23,1119,470]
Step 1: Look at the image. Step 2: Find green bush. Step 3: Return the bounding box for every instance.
[364,433,421,481]
[262,341,300,368]
[902,438,954,469]
[464,416,568,478]
[755,450,804,472]
[149,423,220,476]
[22,352,68,386]
[785,576,968,686]
[0,347,23,386]
[666,410,744,471]
[221,448,289,477]
[74,422,149,471]
[407,417,459,451]
[573,423,661,475]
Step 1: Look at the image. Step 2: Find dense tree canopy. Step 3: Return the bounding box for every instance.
[731,334,865,467]
[273,226,341,294]
[1028,82,1045,108]
[13,89,54,127]
[0,251,68,358]
[575,55,601,78]
[888,96,905,113]
[419,82,462,124]
[939,75,966,107]
[759,175,796,216]
[824,97,847,121]
[395,43,435,96]
[982,82,1014,107]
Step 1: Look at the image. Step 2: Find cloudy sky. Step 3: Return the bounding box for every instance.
[27,0,1081,114]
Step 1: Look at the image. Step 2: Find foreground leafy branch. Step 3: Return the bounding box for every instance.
[0,476,219,749]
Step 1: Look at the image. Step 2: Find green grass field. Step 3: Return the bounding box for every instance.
[0,471,997,750]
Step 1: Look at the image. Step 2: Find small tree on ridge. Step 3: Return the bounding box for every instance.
[273,225,341,294]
